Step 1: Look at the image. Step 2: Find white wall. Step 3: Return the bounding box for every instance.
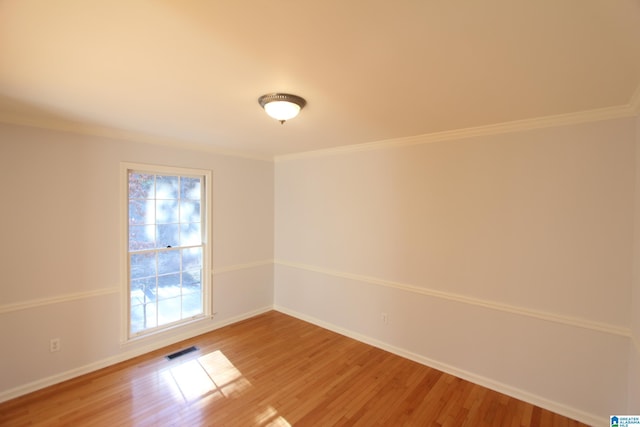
[2,114,638,422]
[0,123,274,400]
[274,117,636,424]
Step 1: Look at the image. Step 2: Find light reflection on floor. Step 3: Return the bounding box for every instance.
[199,350,252,398]
[254,406,292,427]
[161,349,290,426]
[167,361,218,402]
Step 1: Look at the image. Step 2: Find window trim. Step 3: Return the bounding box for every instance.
[120,162,212,344]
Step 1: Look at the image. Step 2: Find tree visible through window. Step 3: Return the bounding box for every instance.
[125,166,210,338]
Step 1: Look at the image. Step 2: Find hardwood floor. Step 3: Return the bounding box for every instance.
[0,311,587,426]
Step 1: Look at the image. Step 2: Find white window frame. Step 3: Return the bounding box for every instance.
[120,162,212,343]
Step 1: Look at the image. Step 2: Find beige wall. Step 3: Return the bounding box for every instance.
[0,123,274,398]
[1,113,638,423]
[275,117,636,424]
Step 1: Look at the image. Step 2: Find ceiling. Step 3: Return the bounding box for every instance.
[1,0,639,159]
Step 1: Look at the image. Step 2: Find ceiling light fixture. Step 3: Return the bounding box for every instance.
[258,93,306,124]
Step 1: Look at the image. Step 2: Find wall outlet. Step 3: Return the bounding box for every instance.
[50,338,61,352]
[381,312,388,324]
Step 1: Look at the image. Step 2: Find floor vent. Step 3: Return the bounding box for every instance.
[166,346,198,360]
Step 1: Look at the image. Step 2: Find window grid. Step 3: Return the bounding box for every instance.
[126,169,208,339]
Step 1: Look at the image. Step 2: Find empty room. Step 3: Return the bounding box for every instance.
[1,1,639,425]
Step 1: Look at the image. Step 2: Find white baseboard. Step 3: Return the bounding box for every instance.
[0,306,272,404]
[1,303,606,425]
[273,259,629,338]
[274,305,605,427]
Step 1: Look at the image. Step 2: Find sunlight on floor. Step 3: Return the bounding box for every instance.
[161,349,291,425]
[168,360,219,401]
[199,350,252,397]
[255,405,292,427]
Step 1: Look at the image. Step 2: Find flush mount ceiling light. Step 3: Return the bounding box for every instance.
[258,93,306,124]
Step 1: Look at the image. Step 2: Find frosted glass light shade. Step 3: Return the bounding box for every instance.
[264,101,301,121]
[258,93,306,124]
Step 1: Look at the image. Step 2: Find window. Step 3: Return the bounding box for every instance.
[122,163,211,340]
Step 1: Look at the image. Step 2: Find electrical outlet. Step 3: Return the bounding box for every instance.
[50,338,61,353]
[381,312,388,324]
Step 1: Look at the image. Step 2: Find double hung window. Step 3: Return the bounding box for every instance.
[123,164,211,340]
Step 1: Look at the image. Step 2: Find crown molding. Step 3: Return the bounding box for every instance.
[0,112,273,162]
[275,100,640,162]
[2,83,639,164]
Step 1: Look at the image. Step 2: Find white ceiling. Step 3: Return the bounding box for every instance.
[1,0,639,158]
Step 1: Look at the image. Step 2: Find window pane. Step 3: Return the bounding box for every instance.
[182,269,201,288]
[129,173,155,199]
[131,303,157,333]
[129,200,155,225]
[130,281,145,307]
[130,305,145,334]
[182,293,202,318]
[158,250,180,275]
[156,224,179,248]
[131,276,156,305]
[158,273,181,299]
[130,252,157,280]
[182,247,202,269]
[129,225,155,251]
[180,223,201,246]
[156,175,178,199]
[180,200,200,223]
[144,303,157,329]
[181,177,201,200]
[158,297,182,325]
[143,280,157,303]
[156,199,178,224]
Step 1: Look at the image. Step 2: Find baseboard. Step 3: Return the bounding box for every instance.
[273,259,629,338]
[0,306,272,404]
[274,305,605,427]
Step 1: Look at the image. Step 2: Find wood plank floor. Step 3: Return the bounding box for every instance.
[0,311,587,426]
